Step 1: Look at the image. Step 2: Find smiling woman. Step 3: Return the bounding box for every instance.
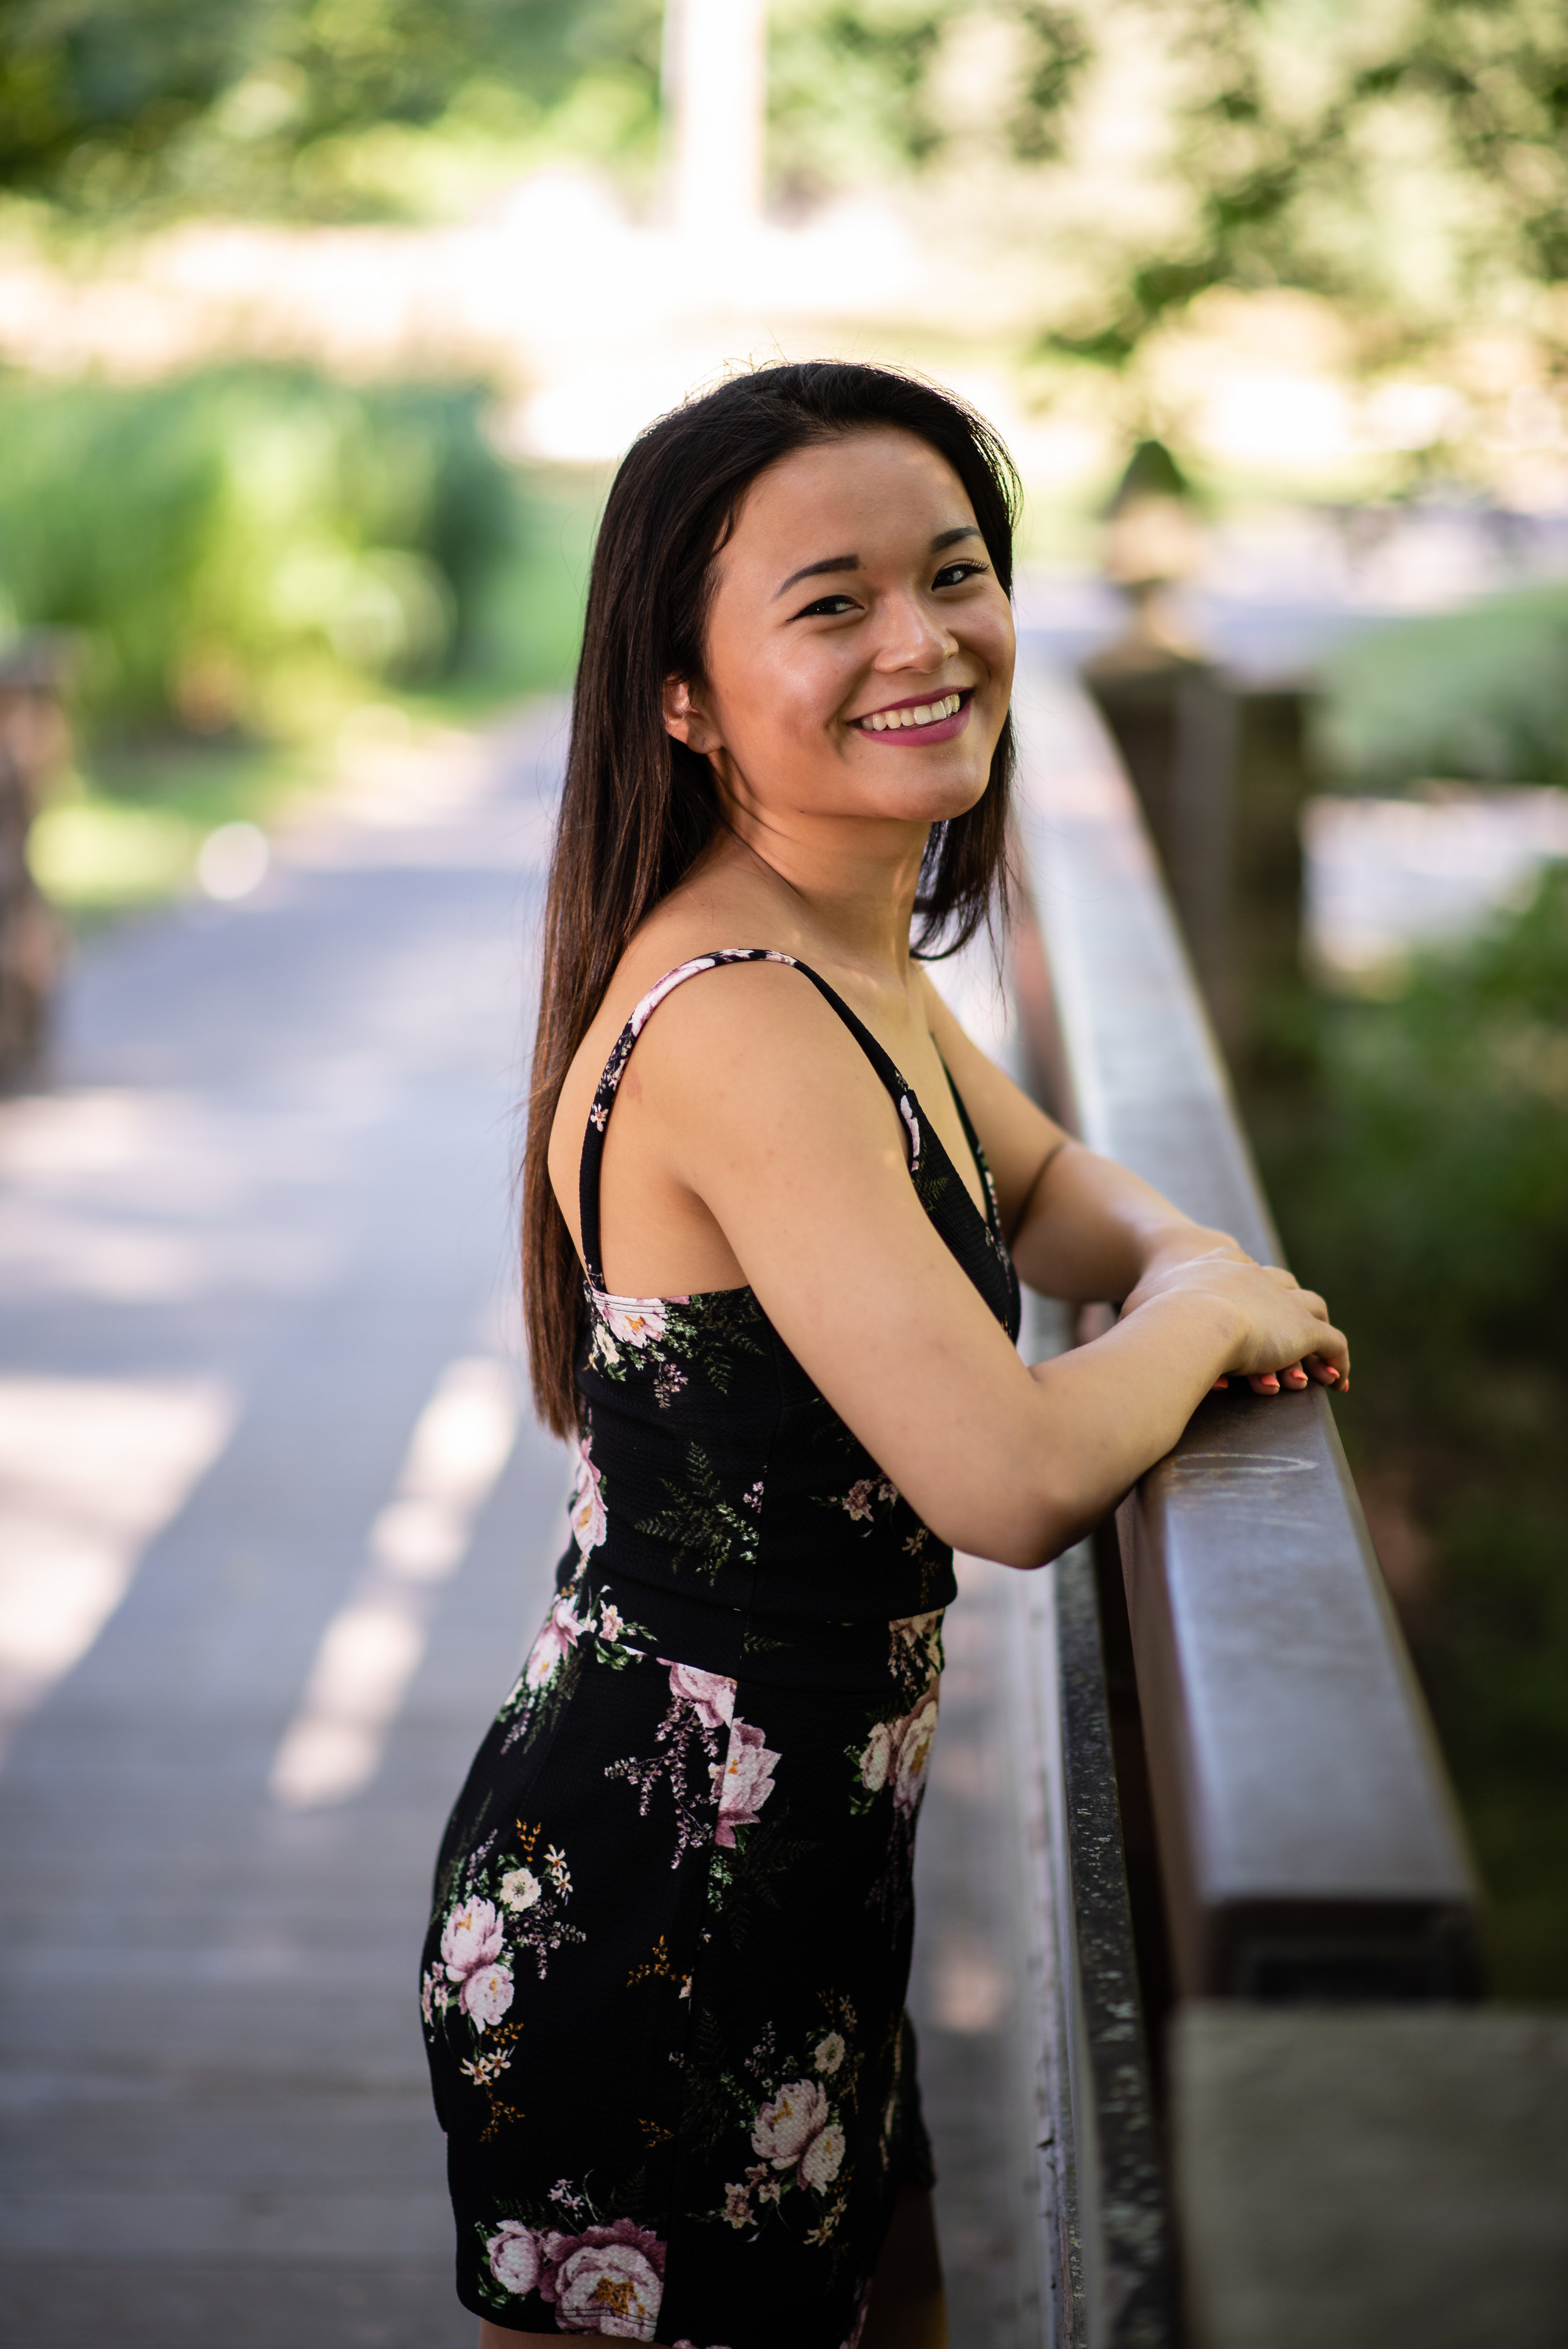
[420,364,1348,2349]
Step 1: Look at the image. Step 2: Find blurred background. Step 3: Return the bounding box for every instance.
[1,1,1565,2339]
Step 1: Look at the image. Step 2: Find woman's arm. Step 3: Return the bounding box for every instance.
[629,963,1348,1570]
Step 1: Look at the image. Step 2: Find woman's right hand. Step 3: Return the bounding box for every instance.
[1122,1247,1350,1396]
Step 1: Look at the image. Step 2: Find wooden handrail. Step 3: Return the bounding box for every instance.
[1007,649,1482,2003]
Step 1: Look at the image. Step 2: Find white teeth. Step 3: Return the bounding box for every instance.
[858,692,962,731]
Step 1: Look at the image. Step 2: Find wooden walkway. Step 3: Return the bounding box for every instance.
[0,708,1032,2348]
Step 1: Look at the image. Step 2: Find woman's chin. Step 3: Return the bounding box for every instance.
[727,748,993,835]
[856,768,992,827]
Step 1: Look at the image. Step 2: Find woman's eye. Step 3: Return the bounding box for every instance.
[793,593,859,618]
[932,561,988,590]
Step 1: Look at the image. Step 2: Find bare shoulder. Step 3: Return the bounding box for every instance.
[605,944,880,1121]
[546,922,889,1236]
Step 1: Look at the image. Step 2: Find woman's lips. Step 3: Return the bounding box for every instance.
[850,690,973,747]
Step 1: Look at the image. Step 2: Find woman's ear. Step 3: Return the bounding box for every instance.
[662,676,721,753]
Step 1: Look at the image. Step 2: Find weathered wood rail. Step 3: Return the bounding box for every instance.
[999,648,1486,2348]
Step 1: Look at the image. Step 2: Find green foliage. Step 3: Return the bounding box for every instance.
[765,1,1091,191]
[1260,865,1568,1996]
[0,0,663,215]
[1037,0,1568,368]
[1283,868,1568,1380]
[767,0,958,190]
[0,0,1096,219]
[1006,3,1094,164]
[0,367,532,736]
[1315,583,1568,788]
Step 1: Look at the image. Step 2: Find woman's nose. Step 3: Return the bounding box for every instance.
[873,593,958,671]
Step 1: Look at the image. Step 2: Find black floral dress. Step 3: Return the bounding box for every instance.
[421,952,1020,2347]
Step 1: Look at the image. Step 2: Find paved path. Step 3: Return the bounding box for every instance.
[0,708,1031,2347]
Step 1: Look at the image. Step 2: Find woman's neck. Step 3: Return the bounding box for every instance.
[698,803,928,985]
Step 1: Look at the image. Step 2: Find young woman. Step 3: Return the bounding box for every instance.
[420,363,1347,2349]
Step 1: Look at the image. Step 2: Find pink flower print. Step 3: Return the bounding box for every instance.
[596,1294,672,1348]
[712,1718,779,1847]
[898,1093,921,1168]
[542,2220,666,2338]
[440,1895,503,1985]
[892,1692,940,1818]
[525,1591,587,1691]
[569,1437,607,1556]
[487,2218,543,2296]
[721,2182,751,2230]
[813,2031,846,2076]
[460,1958,514,2028]
[629,955,719,1036]
[751,2077,829,2168]
[664,1660,736,1728]
[599,1604,625,1643]
[842,1477,895,1525]
[800,2118,846,2192]
[859,1721,893,1793]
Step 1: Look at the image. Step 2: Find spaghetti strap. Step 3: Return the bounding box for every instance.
[576,948,927,1296]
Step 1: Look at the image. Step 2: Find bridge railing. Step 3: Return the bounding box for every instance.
[998,648,1483,2348]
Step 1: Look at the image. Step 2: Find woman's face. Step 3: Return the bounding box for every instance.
[664,427,1016,838]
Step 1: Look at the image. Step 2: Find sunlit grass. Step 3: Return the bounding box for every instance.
[26,734,323,921]
[29,800,196,908]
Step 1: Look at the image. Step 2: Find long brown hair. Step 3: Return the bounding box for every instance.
[523,361,1021,1436]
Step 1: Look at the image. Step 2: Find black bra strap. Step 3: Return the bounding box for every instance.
[576,948,922,1296]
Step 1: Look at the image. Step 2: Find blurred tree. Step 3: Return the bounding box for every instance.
[0,0,665,213]
[766,1,1091,198]
[0,369,528,733]
[1031,0,1568,371]
[0,0,1098,219]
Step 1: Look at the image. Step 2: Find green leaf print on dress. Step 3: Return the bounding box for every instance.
[588,1285,768,1406]
[635,1444,765,1584]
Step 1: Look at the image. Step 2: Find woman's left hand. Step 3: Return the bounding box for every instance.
[1134,1227,1348,1397]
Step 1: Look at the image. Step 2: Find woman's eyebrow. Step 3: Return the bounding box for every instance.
[773,524,983,602]
[774,553,859,599]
